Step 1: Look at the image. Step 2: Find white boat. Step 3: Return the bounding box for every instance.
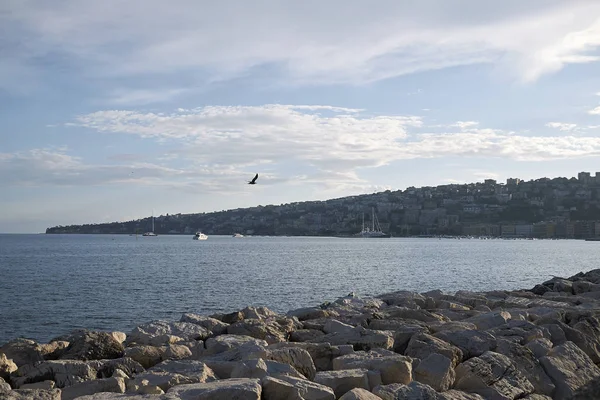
[143,211,157,236]
[232,233,244,238]
[193,232,208,240]
[356,208,390,238]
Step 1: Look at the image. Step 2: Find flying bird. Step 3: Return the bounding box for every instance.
[248,173,258,185]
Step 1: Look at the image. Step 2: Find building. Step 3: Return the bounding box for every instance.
[515,224,533,238]
[578,171,592,184]
[506,178,521,185]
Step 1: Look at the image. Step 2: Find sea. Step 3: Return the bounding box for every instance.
[0,233,597,344]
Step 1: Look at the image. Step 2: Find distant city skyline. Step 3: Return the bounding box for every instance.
[2,1,600,233]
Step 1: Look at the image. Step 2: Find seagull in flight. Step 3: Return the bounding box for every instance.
[248,173,259,185]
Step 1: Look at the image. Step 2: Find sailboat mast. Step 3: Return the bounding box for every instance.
[152,209,155,233]
[372,207,375,232]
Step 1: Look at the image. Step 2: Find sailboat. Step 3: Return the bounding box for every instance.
[356,207,390,238]
[142,211,157,236]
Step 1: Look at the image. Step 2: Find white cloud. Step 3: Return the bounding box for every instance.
[546,122,577,131]
[107,88,191,105]
[451,121,480,130]
[590,106,600,115]
[2,1,600,91]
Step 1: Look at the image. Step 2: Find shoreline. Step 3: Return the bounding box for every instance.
[1,271,600,399]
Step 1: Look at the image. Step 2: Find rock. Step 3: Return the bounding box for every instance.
[323,319,356,334]
[454,351,534,399]
[74,394,163,399]
[124,346,162,369]
[314,369,371,398]
[10,359,97,388]
[487,320,545,344]
[226,318,294,344]
[539,341,600,399]
[60,377,125,400]
[126,320,209,346]
[315,326,394,351]
[275,374,335,399]
[433,329,496,360]
[231,358,306,380]
[495,339,555,396]
[130,371,197,392]
[269,342,353,371]
[87,357,145,379]
[428,321,478,334]
[377,291,427,308]
[3,388,62,399]
[0,353,18,380]
[112,369,129,379]
[0,338,44,367]
[332,350,412,385]
[19,380,55,389]
[265,347,316,380]
[241,306,280,320]
[384,307,446,323]
[464,311,511,330]
[287,307,334,321]
[180,314,229,335]
[59,331,125,361]
[338,388,383,399]
[166,377,262,399]
[39,341,69,360]
[413,353,455,392]
[110,332,127,344]
[149,359,218,382]
[0,376,10,392]
[405,333,463,367]
[437,390,485,399]
[290,329,325,342]
[570,375,600,400]
[367,321,427,353]
[372,381,438,400]
[525,338,553,359]
[204,335,268,356]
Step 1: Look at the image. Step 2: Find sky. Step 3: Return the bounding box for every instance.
[2,1,600,233]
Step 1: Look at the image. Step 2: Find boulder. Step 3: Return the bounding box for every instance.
[413,353,455,392]
[487,320,546,344]
[454,351,534,399]
[39,341,69,360]
[437,390,485,399]
[3,388,62,399]
[204,335,268,356]
[269,342,353,371]
[58,331,124,361]
[525,338,553,359]
[383,307,446,323]
[314,369,371,398]
[338,388,383,399]
[367,321,427,353]
[180,313,229,335]
[377,291,427,308]
[10,359,97,388]
[226,318,296,344]
[260,376,300,400]
[149,359,218,382]
[0,353,18,380]
[433,329,496,360]
[166,377,262,399]
[110,332,127,344]
[428,321,478,334]
[130,371,198,392]
[265,347,316,380]
[87,357,145,379]
[372,381,438,400]
[126,320,209,346]
[495,339,555,397]
[539,341,600,399]
[464,311,511,330]
[289,329,325,342]
[0,338,44,367]
[315,326,394,351]
[20,380,55,390]
[405,333,463,367]
[332,350,412,385]
[60,376,125,400]
[124,346,162,369]
[276,374,336,400]
[287,307,334,321]
[231,358,306,380]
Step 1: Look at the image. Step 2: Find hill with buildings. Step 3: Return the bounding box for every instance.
[46,172,600,239]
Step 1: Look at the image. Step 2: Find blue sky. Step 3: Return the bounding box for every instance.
[2,0,600,233]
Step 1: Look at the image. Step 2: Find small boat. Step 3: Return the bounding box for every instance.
[232,233,244,238]
[143,211,157,236]
[193,232,208,240]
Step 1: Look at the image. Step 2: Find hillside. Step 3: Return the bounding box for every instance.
[46,173,600,238]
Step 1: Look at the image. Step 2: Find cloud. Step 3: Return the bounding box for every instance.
[2,1,600,93]
[106,88,191,105]
[546,122,577,131]
[590,106,600,115]
[451,121,479,130]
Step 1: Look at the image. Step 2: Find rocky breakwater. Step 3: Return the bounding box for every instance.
[3,270,600,399]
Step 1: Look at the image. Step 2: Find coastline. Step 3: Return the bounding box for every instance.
[1,271,600,399]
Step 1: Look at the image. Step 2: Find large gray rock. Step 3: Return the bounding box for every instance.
[226,317,298,344]
[149,359,218,381]
[180,314,229,335]
[289,329,326,342]
[87,357,145,379]
[314,369,371,398]
[367,321,427,353]
[10,359,97,388]
[464,311,511,330]
[377,291,427,308]
[338,388,383,399]
[60,376,125,400]
[260,376,299,400]
[58,331,124,361]
[487,320,546,344]
[287,307,334,321]
[413,353,455,392]
[269,342,353,371]
[405,333,463,367]
[539,341,600,399]
[437,390,485,399]
[276,374,336,400]
[372,381,438,400]
[166,377,262,399]
[0,338,44,367]
[433,329,496,360]
[315,326,394,351]
[126,320,210,346]
[0,353,18,380]
[230,358,306,380]
[265,347,316,380]
[495,339,555,396]
[3,388,62,399]
[204,335,268,356]
[130,371,198,392]
[383,307,446,323]
[332,350,412,385]
[454,351,534,399]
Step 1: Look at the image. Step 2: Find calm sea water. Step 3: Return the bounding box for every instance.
[0,234,597,344]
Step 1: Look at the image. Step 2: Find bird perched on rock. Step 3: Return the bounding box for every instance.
[248,173,258,185]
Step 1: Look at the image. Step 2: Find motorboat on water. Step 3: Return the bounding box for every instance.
[232,233,244,238]
[193,232,208,240]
